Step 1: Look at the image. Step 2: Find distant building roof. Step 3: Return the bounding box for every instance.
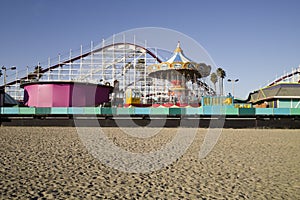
[249,83,300,103]
[5,93,19,106]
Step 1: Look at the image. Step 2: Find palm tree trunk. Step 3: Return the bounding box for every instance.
[218,77,221,96]
[214,83,216,94]
[221,78,223,96]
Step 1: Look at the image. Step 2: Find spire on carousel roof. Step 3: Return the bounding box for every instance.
[166,41,190,63]
[174,41,182,53]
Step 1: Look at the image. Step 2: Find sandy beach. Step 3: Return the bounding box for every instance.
[1,127,299,199]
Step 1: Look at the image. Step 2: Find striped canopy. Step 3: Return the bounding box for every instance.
[166,42,191,63]
[147,42,201,78]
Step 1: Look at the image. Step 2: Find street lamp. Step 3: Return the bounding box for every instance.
[227,78,239,97]
[0,66,16,107]
[1,66,17,89]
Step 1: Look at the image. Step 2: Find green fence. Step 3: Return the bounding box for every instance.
[0,107,300,116]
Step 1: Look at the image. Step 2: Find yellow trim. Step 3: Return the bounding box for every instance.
[171,62,184,69]
[259,88,267,100]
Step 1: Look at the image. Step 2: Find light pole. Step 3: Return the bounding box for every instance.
[1,66,17,89]
[227,78,239,97]
[1,66,16,107]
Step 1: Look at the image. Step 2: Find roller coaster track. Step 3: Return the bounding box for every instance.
[1,43,162,88]
[1,42,215,97]
[268,67,300,86]
[197,79,215,95]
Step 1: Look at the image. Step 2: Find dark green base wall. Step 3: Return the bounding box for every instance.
[1,117,300,128]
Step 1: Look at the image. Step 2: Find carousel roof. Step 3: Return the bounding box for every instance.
[147,42,198,75]
[166,42,191,63]
[147,42,211,78]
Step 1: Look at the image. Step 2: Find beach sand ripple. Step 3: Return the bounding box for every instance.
[1,127,299,199]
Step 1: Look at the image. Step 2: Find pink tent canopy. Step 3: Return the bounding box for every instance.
[21,81,113,107]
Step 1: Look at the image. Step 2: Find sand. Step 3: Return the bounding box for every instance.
[0,127,299,199]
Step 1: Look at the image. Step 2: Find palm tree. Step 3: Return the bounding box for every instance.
[210,72,218,95]
[216,68,226,96]
[194,63,211,78]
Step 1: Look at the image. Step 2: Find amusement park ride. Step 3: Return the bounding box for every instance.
[1,39,213,107]
[0,36,300,125]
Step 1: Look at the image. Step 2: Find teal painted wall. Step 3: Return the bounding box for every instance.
[278,99,300,108]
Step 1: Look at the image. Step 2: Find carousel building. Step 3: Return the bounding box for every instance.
[147,42,211,106]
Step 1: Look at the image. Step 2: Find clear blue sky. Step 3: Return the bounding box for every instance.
[1,0,299,98]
